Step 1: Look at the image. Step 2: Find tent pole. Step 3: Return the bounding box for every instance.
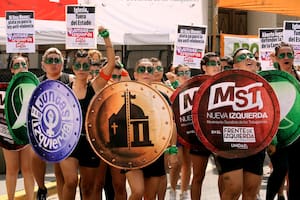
[212,0,218,53]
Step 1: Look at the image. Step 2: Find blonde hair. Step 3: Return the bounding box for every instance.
[88,49,103,61]
[42,47,64,65]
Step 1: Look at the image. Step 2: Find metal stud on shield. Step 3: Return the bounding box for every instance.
[27,80,82,162]
[192,70,280,158]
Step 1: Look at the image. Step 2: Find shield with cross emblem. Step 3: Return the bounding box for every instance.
[86,81,173,169]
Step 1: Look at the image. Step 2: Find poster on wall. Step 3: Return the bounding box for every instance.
[258,28,283,70]
[172,25,207,69]
[220,34,259,58]
[283,21,300,66]
[66,5,96,49]
[5,11,35,53]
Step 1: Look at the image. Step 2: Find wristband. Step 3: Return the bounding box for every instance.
[165,145,178,155]
[121,70,128,76]
[99,70,111,81]
[99,29,110,38]
[171,80,179,89]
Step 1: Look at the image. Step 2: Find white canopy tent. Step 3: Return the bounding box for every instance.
[0,0,207,46]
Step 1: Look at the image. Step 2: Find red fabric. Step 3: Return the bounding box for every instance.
[0,0,78,21]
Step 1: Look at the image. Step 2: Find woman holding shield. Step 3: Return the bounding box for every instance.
[269,42,300,200]
[124,58,178,200]
[190,52,221,200]
[58,26,115,200]
[3,55,35,200]
[214,48,265,200]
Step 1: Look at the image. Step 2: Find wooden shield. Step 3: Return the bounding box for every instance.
[192,70,280,158]
[86,81,173,169]
[151,82,174,98]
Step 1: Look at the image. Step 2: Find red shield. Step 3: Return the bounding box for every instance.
[192,70,280,158]
[170,75,211,149]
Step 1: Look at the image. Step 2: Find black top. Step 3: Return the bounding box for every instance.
[39,72,71,84]
[69,81,95,135]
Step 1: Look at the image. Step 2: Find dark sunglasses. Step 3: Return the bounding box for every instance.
[90,62,101,67]
[76,51,88,58]
[74,62,90,71]
[154,65,164,72]
[177,70,191,77]
[277,52,294,59]
[12,62,27,69]
[235,53,255,63]
[45,57,62,64]
[223,65,233,71]
[206,61,221,66]
[112,74,122,80]
[90,69,99,75]
[136,66,154,74]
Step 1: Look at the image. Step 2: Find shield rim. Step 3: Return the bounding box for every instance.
[150,82,175,98]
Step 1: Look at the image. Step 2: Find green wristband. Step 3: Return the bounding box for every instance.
[99,29,109,38]
[165,145,178,155]
[171,80,179,89]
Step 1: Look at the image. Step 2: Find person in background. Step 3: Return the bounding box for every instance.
[150,57,172,200]
[95,58,129,200]
[33,47,75,200]
[220,55,233,71]
[190,52,221,200]
[169,64,192,200]
[124,58,177,200]
[3,55,35,200]
[215,48,265,200]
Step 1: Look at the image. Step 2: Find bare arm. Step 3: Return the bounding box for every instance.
[92,26,115,93]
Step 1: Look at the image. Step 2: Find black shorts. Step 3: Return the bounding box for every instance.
[142,154,166,177]
[70,135,100,168]
[121,154,166,177]
[190,143,211,157]
[215,149,266,175]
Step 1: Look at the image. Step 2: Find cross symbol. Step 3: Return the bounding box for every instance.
[111,122,118,135]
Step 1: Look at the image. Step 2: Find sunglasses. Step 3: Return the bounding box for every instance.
[74,62,90,71]
[177,70,191,77]
[277,52,294,59]
[90,69,99,75]
[154,66,164,72]
[12,62,27,69]
[90,62,101,67]
[223,65,233,71]
[136,66,154,74]
[206,61,221,66]
[45,57,62,64]
[235,53,255,63]
[76,51,88,58]
[112,74,122,80]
